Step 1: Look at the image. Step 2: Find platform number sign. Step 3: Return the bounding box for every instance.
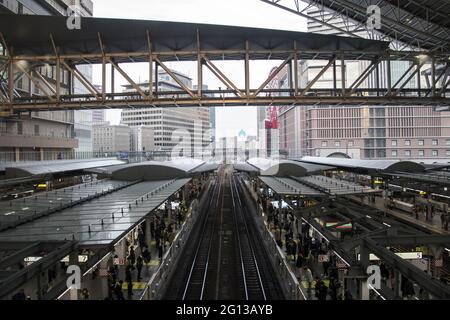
[66,265,81,290]
[367,265,381,290]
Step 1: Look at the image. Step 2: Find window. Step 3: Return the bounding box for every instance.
[405,140,411,146]
[432,150,438,156]
[34,125,39,136]
[432,139,438,146]
[446,150,450,156]
[391,150,397,157]
[419,150,424,157]
[447,140,450,146]
[391,140,397,146]
[335,141,340,147]
[418,140,424,146]
[321,141,327,147]
[405,150,411,157]
[348,140,354,147]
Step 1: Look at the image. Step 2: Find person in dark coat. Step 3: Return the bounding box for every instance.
[125,265,133,298]
[12,289,26,300]
[114,281,125,300]
[315,277,328,300]
[127,246,136,268]
[142,245,151,264]
[136,255,144,281]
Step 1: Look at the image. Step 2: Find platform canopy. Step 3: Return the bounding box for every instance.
[3,158,126,178]
[298,156,425,174]
[248,157,333,177]
[94,158,207,181]
[0,14,389,62]
[0,179,190,246]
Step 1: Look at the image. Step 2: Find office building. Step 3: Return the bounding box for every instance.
[121,69,211,156]
[0,0,94,161]
[92,123,131,153]
[277,7,450,161]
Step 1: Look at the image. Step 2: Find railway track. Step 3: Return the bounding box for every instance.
[163,166,284,300]
[181,174,222,300]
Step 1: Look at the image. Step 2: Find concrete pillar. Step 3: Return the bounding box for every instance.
[359,243,370,300]
[392,269,401,298]
[15,147,20,162]
[40,148,44,161]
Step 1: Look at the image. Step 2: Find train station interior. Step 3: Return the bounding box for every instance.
[0,155,450,301]
[1,0,450,307]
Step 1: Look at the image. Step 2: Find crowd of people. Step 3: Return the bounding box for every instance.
[106,202,188,300]
[105,179,207,300]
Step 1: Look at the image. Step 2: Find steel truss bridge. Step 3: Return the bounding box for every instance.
[0,14,449,117]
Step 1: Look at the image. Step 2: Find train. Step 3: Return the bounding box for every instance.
[387,198,415,213]
[387,197,449,214]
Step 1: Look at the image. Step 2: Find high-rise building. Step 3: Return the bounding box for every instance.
[277,7,450,161]
[93,124,131,154]
[121,69,211,156]
[0,0,94,161]
[92,109,106,125]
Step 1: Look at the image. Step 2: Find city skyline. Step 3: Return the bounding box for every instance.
[91,0,308,138]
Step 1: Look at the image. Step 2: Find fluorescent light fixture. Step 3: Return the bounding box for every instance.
[366,215,372,219]
[383,222,391,227]
[4,211,15,216]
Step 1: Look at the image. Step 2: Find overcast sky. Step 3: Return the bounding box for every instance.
[91,0,307,138]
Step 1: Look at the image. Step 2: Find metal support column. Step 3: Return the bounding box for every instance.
[56,58,60,101]
[8,58,13,103]
[155,62,159,98]
[386,53,391,95]
[245,40,250,97]
[341,54,345,96]
[288,60,293,96]
[111,62,115,100]
[294,41,298,96]
[431,55,436,97]
[333,59,337,96]
[197,29,202,98]
[102,58,106,101]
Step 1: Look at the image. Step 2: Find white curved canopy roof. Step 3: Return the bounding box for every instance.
[299,156,425,173]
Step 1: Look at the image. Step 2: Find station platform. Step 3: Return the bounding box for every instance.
[349,195,450,235]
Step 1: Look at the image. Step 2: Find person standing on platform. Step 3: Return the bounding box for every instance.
[142,245,151,265]
[158,240,164,260]
[125,265,133,299]
[300,265,313,296]
[137,226,145,249]
[114,281,125,300]
[127,246,136,269]
[150,218,155,240]
[315,276,328,300]
[136,255,144,281]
